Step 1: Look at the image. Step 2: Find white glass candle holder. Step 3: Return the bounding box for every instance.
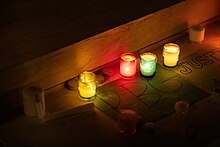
[163,43,180,67]
[140,52,157,77]
[78,71,96,101]
[189,25,205,43]
[120,53,137,78]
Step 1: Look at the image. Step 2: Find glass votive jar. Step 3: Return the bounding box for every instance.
[175,101,189,114]
[117,105,138,135]
[163,43,180,67]
[140,52,157,77]
[78,71,96,101]
[120,53,137,78]
[189,25,205,43]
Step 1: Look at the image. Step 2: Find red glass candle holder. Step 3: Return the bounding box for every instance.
[120,53,137,78]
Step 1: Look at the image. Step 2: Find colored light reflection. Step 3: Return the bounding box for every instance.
[140,52,157,77]
[163,43,180,67]
[78,71,96,100]
[120,53,137,78]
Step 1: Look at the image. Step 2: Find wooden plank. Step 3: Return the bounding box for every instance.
[0,0,183,70]
[44,83,94,122]
[0,0,220,94]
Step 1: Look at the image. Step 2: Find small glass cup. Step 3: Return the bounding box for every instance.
[120,52,137,78]
[117,104,138,135]
[163,43,180,67]
[140,52,157,77]
[189,25,205,43]
[78,71,96,101]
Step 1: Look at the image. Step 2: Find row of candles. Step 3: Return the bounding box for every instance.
[120,43,180,78]
[78,43,180,100]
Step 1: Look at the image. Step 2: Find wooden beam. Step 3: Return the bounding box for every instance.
[0,0,220,93]
[0,0,182,70]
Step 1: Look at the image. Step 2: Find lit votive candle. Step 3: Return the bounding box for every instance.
[163,43,180,67]
[140,52,157,77]
[120,53,137,78]
[78,71,96,101]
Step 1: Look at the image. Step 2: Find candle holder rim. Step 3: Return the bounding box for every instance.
[191,25,205,31]
[163,43,180,53]
[79,71,96,83]
[117,104,138,114]
[163,42,180,47]
[120,52,137,61]
[140,52,157,60]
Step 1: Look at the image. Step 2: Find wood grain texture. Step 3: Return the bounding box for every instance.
[0,0,182,70]
[44,82,94,122]
[0,0,220,94]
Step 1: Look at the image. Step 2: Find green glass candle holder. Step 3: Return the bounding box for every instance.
[140,52,157,77]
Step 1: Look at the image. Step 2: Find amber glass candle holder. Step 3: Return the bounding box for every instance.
[163,43,180,67]
[78,71,96,101]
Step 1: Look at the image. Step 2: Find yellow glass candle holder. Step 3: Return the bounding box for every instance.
[163,43,180,67]
[78,71,96,101]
